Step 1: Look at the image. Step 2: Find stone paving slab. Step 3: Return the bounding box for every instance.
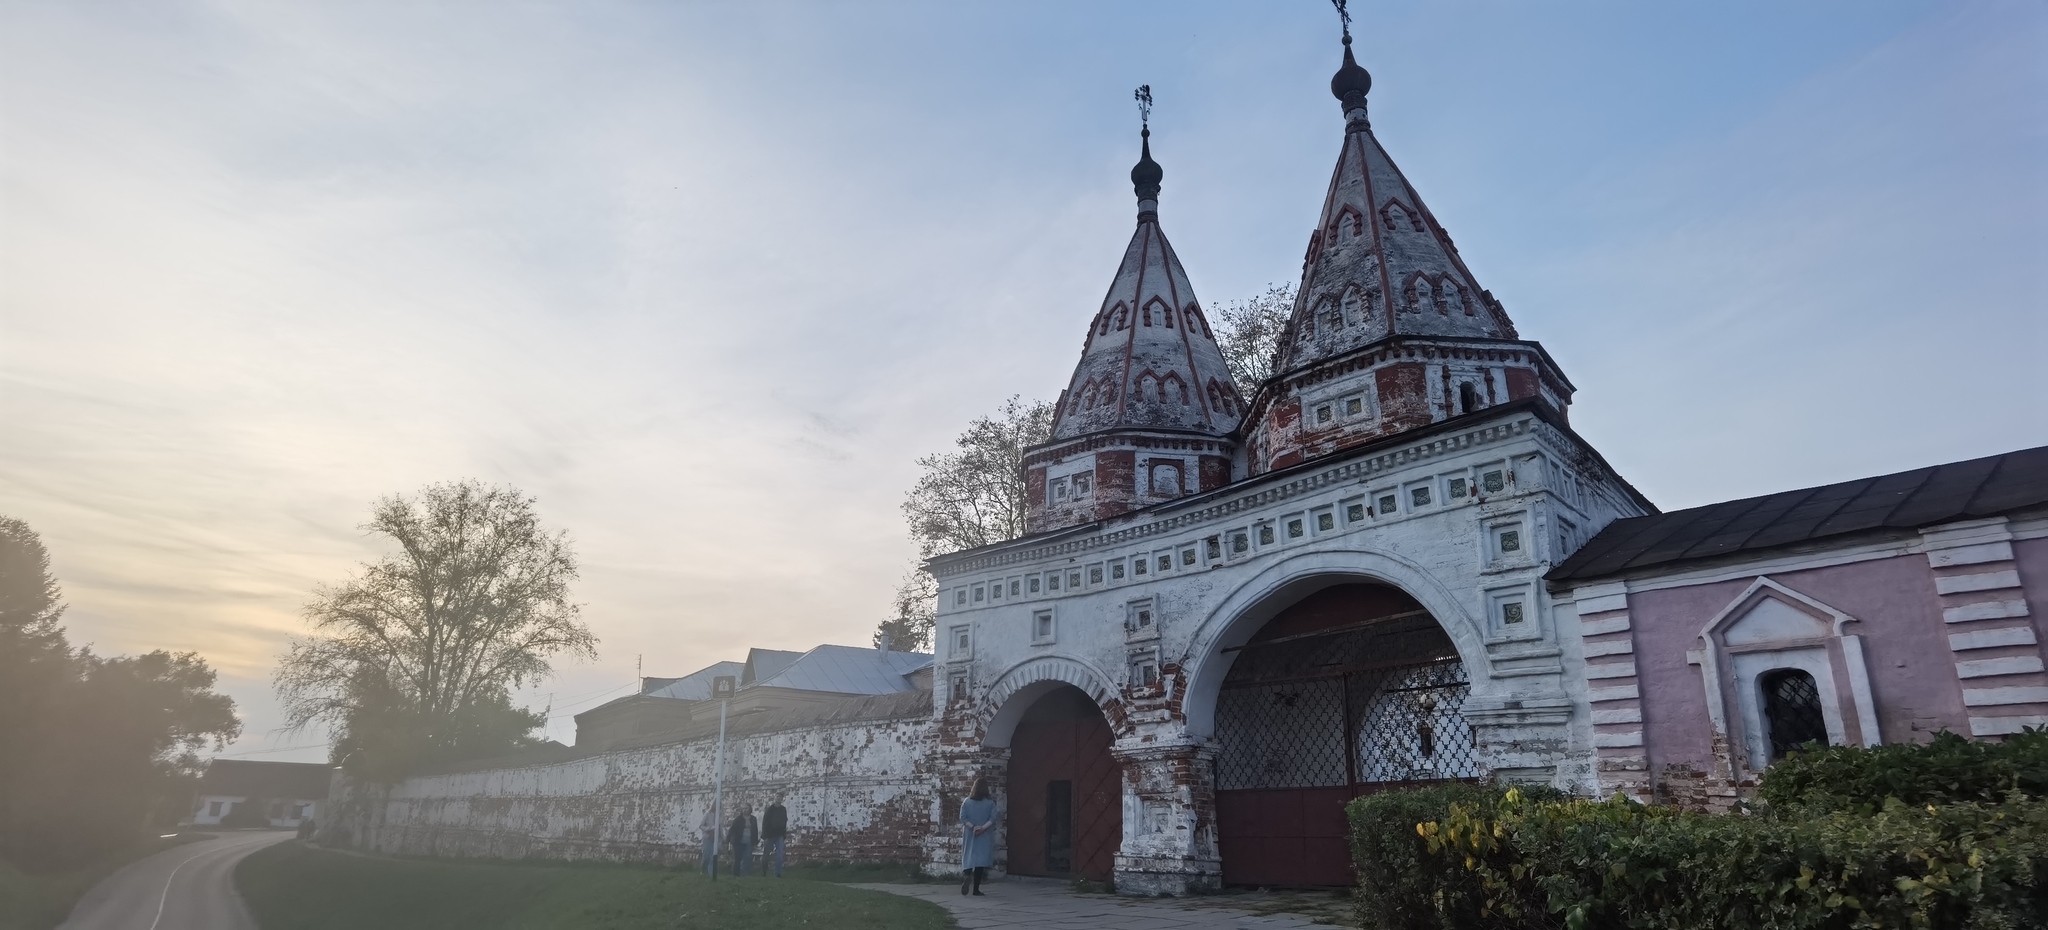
[849,880,1334,930]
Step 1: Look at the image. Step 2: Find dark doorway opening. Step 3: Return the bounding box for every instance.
[1213,583,1481,887]
[1044,780,1073,874]
[1006,686,1119,881]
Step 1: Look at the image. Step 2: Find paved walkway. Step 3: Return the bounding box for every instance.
[61,830,293,930]
[850,879,1334,930]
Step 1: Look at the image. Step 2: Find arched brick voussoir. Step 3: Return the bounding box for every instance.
[974,655,1127,750]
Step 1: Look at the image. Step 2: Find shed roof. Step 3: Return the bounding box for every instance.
[1549,445,2048,584]
[198,760,333,800]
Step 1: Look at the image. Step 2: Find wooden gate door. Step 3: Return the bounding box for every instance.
[1007,686,1120,881]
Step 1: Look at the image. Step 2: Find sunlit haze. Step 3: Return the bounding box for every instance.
[3,1,2044,761]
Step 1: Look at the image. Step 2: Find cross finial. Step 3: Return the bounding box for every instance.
[1134,85,1153,127]
[1333,0,1352,45]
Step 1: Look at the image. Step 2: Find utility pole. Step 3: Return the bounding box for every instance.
[711,695,728,880]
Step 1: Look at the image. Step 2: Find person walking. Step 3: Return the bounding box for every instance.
[958,777,997,896]
[761,796,789,878]
[698,805,719,876]
[729,802,759,877]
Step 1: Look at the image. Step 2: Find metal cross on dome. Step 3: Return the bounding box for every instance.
[1333,0,1352,42]
[1134,85,1152,126]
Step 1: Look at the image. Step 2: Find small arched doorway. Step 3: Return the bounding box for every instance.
[1213,583,1481,887]
[1005,685,1120,880]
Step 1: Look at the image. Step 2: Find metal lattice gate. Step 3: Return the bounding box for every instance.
[1214,595,1484,887]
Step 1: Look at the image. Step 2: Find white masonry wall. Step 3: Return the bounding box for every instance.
[324,703,940,866]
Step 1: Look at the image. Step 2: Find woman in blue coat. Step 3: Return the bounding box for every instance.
[958,777,997,895]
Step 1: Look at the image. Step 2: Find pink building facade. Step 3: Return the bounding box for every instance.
[1548,450,2048,807]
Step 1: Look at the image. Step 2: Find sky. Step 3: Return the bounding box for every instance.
[2,1,2043,761]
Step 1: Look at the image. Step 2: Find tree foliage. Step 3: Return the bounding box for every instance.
[0,517,240,869]
[873,288,1294,652]
[275,481,596,779]
[878,397,1053,652]
[1209,282,1296,397]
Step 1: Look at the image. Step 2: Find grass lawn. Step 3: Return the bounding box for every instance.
[0,833,211,930]
[236,843,954,930]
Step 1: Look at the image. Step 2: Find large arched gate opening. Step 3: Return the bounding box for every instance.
[1213,583,1482,887]
[1005,685,1120,881]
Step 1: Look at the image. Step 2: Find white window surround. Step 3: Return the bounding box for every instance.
[950,625,972,661]
[1690,577,1881,776]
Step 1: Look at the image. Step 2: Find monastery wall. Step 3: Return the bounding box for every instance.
[321,691,940,867]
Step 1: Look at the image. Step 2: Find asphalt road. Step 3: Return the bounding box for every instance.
[60,830,294,930]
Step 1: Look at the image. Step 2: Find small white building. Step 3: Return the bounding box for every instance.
[191,759,332,828]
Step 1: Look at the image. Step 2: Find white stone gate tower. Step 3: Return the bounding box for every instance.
[926,32,1651,894]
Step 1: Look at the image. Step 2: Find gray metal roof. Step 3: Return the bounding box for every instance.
[742,648,804,686]
[641,660,745,701]
[1550,445,2048,583]
[752,644,934,696]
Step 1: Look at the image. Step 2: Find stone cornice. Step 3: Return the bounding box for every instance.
[1023,430,1236,469]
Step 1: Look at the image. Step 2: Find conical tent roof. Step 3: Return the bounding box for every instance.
[1050,130,1243,443]
[1273,57,1518,378]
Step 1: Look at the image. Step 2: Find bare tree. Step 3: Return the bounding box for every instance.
[275,481,596,777]
[878,397,1053,652]
[1210,282,1296,397]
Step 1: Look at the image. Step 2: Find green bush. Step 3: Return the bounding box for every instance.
[1419,791,2046,930]
[1346,783,1564,930]
[1759,729,2048,813]
[1347,735,2048,930]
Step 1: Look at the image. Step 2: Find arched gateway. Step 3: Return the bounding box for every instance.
[1209,583,1480,886]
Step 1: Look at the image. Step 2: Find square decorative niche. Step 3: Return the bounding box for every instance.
[1088,564,1104,586]
[1045,571,1061,592]
[972,584,985,603]
[1067,569,1084,589]
[1126,597,1159,640]
[1487,518,1530,569]
[1031,608,1056,645]
[1374,491,1399,516]
[1486,586,1540,641]
[1343,394,1367,418]
[1230,529,1250,556]
[1128,647,1162,690]
[1155,551,1174,574]
[950,625,972,659]
[1256,522,1276,546]
[1478,464,1509,496]
[1133,555,1149,576]
[1028,576,1042,594]
[954,588,968,607]
[1286,516,1306,539]
[1446,474,1472,501]
[1205,536,1222,561]
[1312,507,1336,533]
[1008,579,1022,597]
[1111,559,1127,581]
[1178,546,1198,567]
[1406,482,1434,509]
[1343,497,1367,524]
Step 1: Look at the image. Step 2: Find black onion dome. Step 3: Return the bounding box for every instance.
[1330,39,1372,104]
[1131,127,1163,202]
